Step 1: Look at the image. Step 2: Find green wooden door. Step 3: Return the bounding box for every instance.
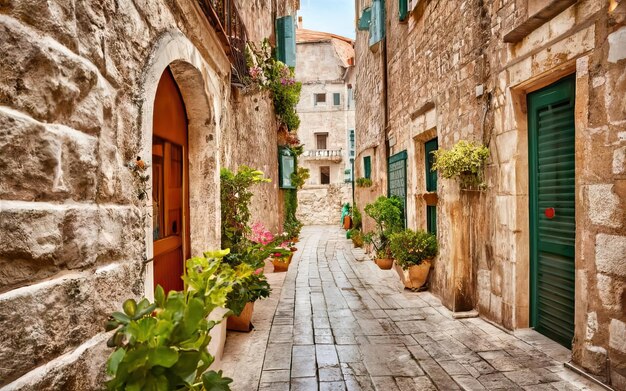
[528,76,576,348]
[388,151,407,227]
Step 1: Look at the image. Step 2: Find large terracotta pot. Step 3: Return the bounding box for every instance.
[394,260,431,289]
[227,302,255,332]
[375,258,394,270]
[272,253,292,272]
[343,215,352,230]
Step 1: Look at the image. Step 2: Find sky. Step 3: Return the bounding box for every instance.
[298,0,356,40]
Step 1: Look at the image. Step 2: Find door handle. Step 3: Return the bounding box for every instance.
[545,207,555,219]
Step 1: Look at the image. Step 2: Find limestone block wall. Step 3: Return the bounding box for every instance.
[297,184,352,226]
[354,0,626,387]
[0,0,290,389]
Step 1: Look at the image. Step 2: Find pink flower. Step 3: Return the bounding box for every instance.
[249,66,263,80]
[251,222,274,245]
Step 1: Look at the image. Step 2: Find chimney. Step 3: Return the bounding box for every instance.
[298,16,303,29]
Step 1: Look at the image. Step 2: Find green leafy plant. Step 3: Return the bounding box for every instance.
[290,166,310,190]
[350,229,364,248]
[220,166,271,254]
[389,230,438,269]
[351,204,363,231]
[432,140,489,190]
[104,250,247,391]
[356,177,373,187]
[363,196,404,259]
[247,39,302,132]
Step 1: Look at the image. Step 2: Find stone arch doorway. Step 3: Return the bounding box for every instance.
[152,67,190,293]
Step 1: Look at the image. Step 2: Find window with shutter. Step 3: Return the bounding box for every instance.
[358,7,372,30]
[363,156,372,179]
[369,0,385,47]
[425,138,438,235]
[333,93,341,106]
[276,15,296,67]
[399,0,409,21]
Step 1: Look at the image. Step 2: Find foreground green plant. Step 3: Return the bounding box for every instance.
[432,140,489,189]
[390,230,438,269]
[363,196,404,259]
[104,250,250,391]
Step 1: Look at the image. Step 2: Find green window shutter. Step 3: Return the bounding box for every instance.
[278,148,296,189]
[333,93,341,106]
[358,7,372,30]
[425,138,438,192]
[427,206,437,235]
[399,0,408,21]
[369,0,385,47]
[276,16,296,67]
[363,156,372,179]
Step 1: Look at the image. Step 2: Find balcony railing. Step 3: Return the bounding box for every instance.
[303,149,343,162]
[197,0,249,86]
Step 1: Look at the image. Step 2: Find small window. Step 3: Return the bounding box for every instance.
[278,149,296,189]
[349,130,355,149]
[316,133,328,150]
[333,93,341,106]
[347,87,354,109]
[320,166,330,184]
[425,138,438,192]
[363,156,372,179]
[314,93,326,105]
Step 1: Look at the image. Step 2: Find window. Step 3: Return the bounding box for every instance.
[425,138,438,235]
[363,156,372,179]
[358,7,371,31]
[320,166,330,184]
[276,16,296,67]
[278,148,296,189]
[314,93,326,105]
[369,0,385,47]
[316,133,328,150]
[347,87,354,109]
[399,0,409,21]
[333,93,341,106]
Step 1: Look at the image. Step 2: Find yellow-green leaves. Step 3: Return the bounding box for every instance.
[432,140,489,189]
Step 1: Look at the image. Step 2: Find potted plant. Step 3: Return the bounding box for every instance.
[432,140,489,190]
[356,177,373,187]
[270,239,293,272]
[363,196,404,269]
[226,271,270,331]
[389,230,438,289]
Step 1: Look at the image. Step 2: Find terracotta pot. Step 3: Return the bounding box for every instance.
[272,253,292,272]
[394,260,431,289]
[422,192,438,206]
[291,237,299,243]
[375,258,394,270]
[343,215,352,230]
[227,302,255,332]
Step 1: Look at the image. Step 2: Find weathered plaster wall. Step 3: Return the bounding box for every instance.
[0,0,291,389]
[354,0,626,387]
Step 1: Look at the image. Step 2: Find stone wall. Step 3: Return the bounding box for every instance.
[354,0,626,387]
[0,0,293,389]
[297,184,352,225]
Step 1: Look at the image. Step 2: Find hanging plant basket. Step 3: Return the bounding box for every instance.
[432,140,489,191]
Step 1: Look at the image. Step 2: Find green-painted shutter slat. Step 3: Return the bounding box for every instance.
[358,7,372,30]
[363,156,371,179]
[399,0,408,21]
[369,0,385,47]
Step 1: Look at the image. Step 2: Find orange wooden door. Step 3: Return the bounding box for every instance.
[152,68,190,294]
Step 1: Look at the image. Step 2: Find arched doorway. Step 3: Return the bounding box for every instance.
[152,67,190,293]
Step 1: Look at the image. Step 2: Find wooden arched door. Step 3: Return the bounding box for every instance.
[152,67,190,293]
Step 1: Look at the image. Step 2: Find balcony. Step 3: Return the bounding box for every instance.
[303,149,343,163]
[197,0,248,86]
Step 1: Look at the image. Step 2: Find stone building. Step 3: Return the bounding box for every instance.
[0,0,298,389]
[295,24,356,225]
[353,0,626,388]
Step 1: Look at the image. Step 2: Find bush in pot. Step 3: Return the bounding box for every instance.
[389,230,438,289]
[432,140,489,190]
[363,196,404,269]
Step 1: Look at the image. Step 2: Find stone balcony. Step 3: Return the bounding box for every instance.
[302,149,343,162]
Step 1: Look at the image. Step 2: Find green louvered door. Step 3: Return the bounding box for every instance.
[528,76,576,348]
[388,151,407,228]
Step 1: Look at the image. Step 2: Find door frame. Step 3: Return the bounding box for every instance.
[527,74,576,343]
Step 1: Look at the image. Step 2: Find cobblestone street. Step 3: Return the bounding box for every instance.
[220,226,604,391]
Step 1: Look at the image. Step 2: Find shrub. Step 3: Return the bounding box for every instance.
[432,140,489,190]
[356,177,373,187]
[104,251,247,391]
[352,205,362,231]
[363,196,404,258]
[390,230,438,269]
[351,229,364,248]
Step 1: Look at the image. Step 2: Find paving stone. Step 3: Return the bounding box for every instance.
[220,226,604,391]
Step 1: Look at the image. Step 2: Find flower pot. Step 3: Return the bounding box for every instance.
[422,192,438,206]
[394,260,431,289]
[272,253,292,272]
[375,258,393,270]
[343,215,352,230]
[227,302,255,332]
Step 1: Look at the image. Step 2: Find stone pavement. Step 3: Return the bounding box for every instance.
[220,226,604,391]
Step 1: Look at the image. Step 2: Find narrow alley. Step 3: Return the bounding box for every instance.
[221,226,603,391]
